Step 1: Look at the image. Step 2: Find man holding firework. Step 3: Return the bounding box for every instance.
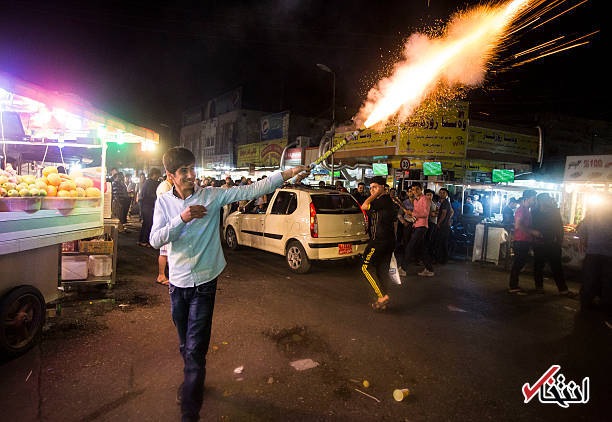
[150,147,308,422]
[360,176,397,310]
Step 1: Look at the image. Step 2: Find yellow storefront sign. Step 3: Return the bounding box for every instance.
[398,101,469,157]
[237,143,262,167]
[237,139,287,167]
[468,126,539,159]
[334,126,398,151]
[260,139,287,166]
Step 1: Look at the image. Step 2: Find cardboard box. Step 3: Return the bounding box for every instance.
[61,256,88,280]
[79,240,113,254]
[88,255,112,277]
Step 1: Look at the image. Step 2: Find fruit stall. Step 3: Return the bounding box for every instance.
[0,72,158,357]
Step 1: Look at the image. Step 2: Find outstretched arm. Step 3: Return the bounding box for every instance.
[216,166,310,206]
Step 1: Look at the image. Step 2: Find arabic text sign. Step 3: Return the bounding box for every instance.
[334,126,398,151]
[236,143,262,167]
[564,155,612,182]
[522,365,589,408]
[468,126,539,158]
[398,101,469,157]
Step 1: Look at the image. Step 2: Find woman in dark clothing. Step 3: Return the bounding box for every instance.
[138,168,161,247]
[112,172,131,232]
[531,193,576,297]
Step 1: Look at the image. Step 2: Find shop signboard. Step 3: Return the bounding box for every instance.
[284,148,303,167]
[260,111,289,141]
[398,101,468,157]
[563,155,612,182]
[492,169,515,183]
[333,125,398,151]
[468,125,539,159]
[236,143,261,167]
[260,139,287,166]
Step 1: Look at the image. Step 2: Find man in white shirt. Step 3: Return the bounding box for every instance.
[150,147,307,422]
[472,194,484,216]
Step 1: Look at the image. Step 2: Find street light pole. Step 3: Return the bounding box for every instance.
[317,63,336,186]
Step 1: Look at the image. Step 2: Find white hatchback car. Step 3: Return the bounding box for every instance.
[223,186,370,273]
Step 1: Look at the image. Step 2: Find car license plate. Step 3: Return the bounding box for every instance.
[338,243,353,255]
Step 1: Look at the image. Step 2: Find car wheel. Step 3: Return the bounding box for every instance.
[225,226,239,250]
[286,241,311,273]
[0,286,46,358]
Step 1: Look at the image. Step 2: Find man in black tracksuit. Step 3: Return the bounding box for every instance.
[360,176,396,310]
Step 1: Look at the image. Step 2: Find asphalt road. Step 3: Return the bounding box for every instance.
[1,229,610,422]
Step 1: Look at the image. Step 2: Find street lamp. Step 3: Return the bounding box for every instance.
[316,63,336,185]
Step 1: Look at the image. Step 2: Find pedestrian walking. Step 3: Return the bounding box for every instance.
[402,183,434,277]
[154,174,174,285]
[138,168,161,248]
[360,176,396,310]
[150,147,308,422]
[435,188,453,264]
[577,195,612,326]
[508,189,538,295]
[531,193,577,297]
[111,172,130,232]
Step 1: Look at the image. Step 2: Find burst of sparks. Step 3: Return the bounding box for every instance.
[357,0,596,129]
[360,0,532,128]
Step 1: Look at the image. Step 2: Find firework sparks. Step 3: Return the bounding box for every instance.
[358,0,534,128]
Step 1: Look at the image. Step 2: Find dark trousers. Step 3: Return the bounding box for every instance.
[119,198,131,224]
[139,206,154,244]
[533,244,568,292]
[361,241,394,299]
[581,254,612,315]
[170,280,218,421]
[435,225,451,264]
[403,226,433,272]
[509,241,531,289]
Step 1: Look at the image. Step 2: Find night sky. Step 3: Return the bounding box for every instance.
[0,0,605,139]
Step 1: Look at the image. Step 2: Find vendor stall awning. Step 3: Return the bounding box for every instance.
[0,72,158,144]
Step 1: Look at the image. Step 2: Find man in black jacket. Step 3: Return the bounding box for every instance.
[360,176,396,310]
[138,168,161,247]
[532,193,576,297]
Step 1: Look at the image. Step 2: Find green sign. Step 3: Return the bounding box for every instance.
[372,163,388,175]
[333,171,341,177]
[423,161,442,176]
[492,169,514,183]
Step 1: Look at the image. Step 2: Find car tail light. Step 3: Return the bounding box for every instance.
[309,202,318,238]
[359,204,369,231]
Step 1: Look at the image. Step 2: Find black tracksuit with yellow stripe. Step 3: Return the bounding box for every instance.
[361,195,396,298]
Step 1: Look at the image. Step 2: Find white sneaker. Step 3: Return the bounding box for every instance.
[418,269,434,277]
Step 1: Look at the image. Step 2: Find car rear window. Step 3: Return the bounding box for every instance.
[311,194,362,214]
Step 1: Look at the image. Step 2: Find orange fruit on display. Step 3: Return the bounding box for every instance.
[47,173,61,186]
[75,177,94,189]
[42,166,58,177]
[85,187,102,198]
[57,190,72,197]
[59,180,77,191]
[46,185,57,197]
[69,190,78,197]
[75,187,86,197]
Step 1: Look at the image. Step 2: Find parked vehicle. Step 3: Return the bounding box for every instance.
[224,186,370,273]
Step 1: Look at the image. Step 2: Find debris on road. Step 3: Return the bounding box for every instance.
[447,305,468,313]
[354,388,380,403]
[267,377,274,384]
[289,358,319,371]
[362,380,370,388]
[233,366,244,374]
[25,370,32,383]
[393,388,411,401]
[563,305,577,312]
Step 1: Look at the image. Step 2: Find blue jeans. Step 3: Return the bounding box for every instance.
[170,279,217,421]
